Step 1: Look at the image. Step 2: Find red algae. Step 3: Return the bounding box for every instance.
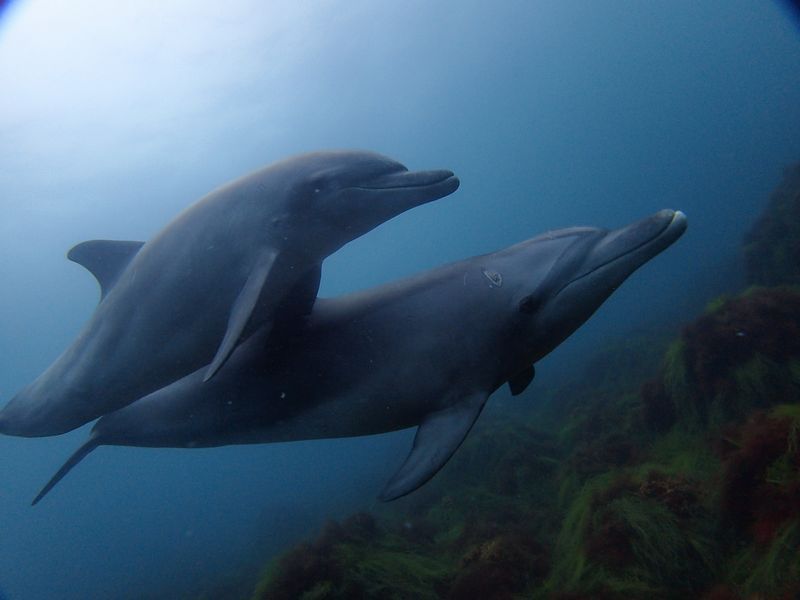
[681,288,800,399]
[720,413,800,542]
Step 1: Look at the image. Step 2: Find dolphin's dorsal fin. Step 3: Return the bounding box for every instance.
[508,364,535,396]
[204,247,279,381]
[67,240,145,300]
[379,391,488,501]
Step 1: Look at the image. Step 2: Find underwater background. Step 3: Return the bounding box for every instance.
[0,1,799,598]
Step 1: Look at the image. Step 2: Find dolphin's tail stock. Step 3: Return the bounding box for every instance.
[0,401,16,436]
[31,436,101,506]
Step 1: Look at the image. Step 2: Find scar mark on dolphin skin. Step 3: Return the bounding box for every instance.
[482,269,502,288]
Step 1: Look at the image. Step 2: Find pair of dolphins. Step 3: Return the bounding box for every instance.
[0,150,687,505]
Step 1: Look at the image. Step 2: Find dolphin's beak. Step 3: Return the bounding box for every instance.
[592,209,687,269]
[593,209,687,265]
[534,209,687,358]
[339,168,460,220]
[569,209,684,284]
[559,209,688,298]
[353,169,460,206]
[359,169,456,190]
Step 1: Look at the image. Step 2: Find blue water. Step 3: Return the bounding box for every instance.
[0,1,798,598]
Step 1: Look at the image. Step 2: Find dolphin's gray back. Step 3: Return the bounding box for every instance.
[94,255,505,448]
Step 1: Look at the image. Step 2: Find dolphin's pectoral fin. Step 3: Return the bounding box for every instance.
[31,436,101,505]
[67,240,145,300]
[204,248,280,382]
[379,391,488,501]
[508,364,535,396]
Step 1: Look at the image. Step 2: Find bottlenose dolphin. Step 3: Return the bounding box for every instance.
[0,151,458,437]
[32,210,687,505]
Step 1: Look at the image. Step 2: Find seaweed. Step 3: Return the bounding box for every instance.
[447,533,548,600]
[643,429,720,481]
[544,468,716,598]
[644,288,800,432]
[682,288,800,394]
[247,278,800,599]
[641,376,675,432]
[252,514,453,599]
[637,470,701,517]
[719,408,800,545]
[728,519,800,598]
[743,162,800,287]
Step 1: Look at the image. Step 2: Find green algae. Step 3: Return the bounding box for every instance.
[772,400,800,421]
[546,472,615,592]
[729,519,800,597]
[660,339,701,431]
[656,287,800,435]
[544,466,717,598]
[641,429,719,480]
[298,581,334,600]
[704,354,800,429]
[603,495,715,586]
[252,528,453,599]
[703,294,730,315]
[248,279,800,599]
[336,540,451,599]
[764,404,800,488]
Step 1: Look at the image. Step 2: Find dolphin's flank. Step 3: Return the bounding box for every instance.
[33,210,687,505]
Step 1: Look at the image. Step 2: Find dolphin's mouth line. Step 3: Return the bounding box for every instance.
[557,210,684,294]
[349,172,458,192]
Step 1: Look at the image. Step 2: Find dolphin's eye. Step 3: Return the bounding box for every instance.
[519,294,541,315]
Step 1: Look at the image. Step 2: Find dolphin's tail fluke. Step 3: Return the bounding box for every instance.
[31,437,101,506]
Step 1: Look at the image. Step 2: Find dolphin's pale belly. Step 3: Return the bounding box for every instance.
[228,391,433,445]
[194,361,446,447]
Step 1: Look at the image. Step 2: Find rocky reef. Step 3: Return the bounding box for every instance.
[247,168,800,599]
[743,162,800,287]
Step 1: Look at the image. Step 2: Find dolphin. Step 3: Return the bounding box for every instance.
[32,209,687,505]
[0,151,459,437]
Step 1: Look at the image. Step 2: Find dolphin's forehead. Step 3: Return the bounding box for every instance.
[528,226,604,243]
[272,150,406,182]
[496,226,603,257]
[476,226,607,294]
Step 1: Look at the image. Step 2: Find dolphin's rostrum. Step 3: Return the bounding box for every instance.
[33,210,687,505]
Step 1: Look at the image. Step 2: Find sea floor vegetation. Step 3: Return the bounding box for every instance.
[248,290,800,598]
[241,168,800,599]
